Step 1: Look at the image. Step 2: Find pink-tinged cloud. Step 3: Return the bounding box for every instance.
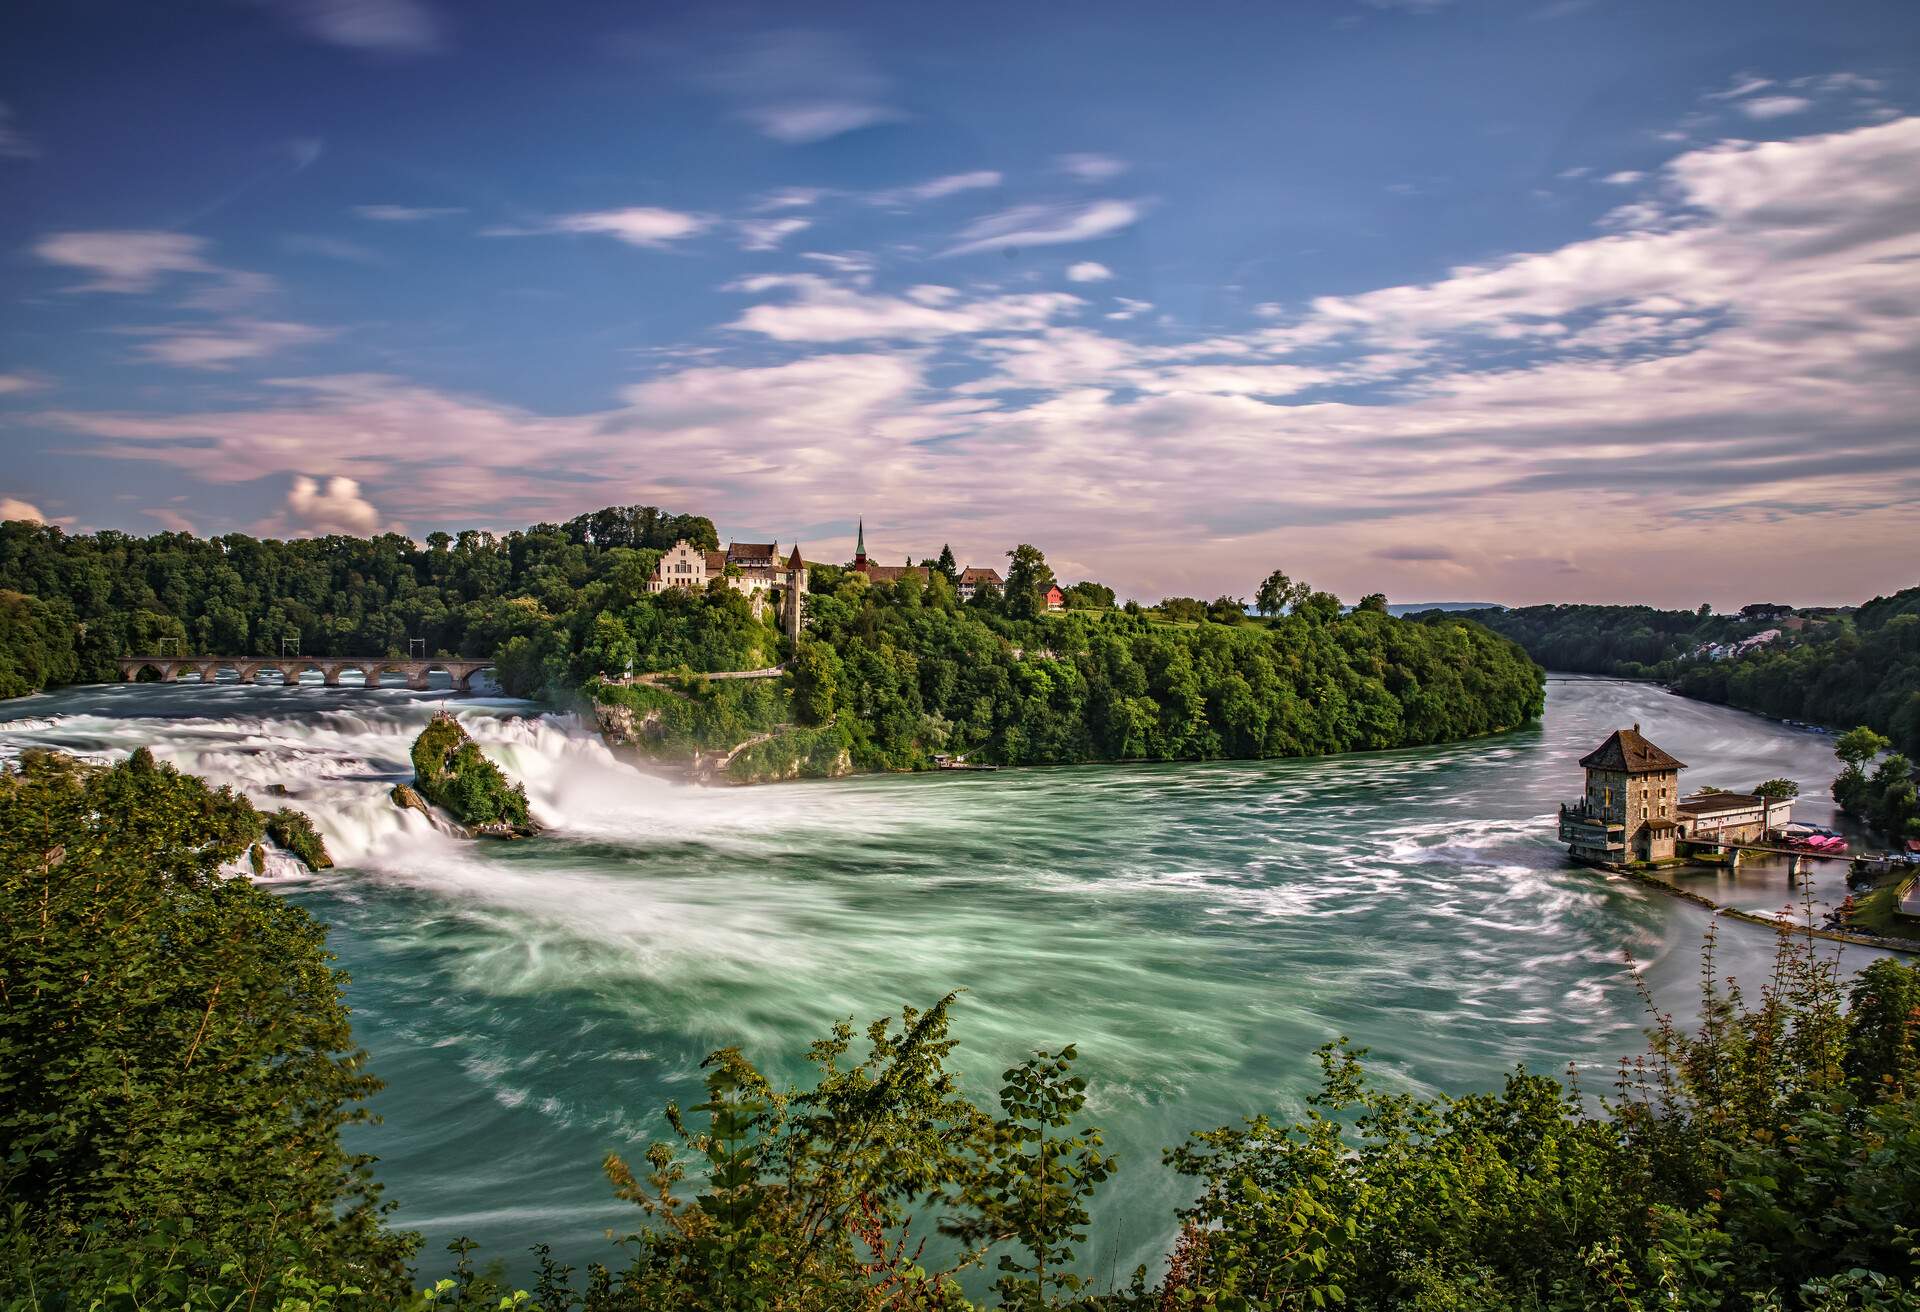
[37,118,1920,607]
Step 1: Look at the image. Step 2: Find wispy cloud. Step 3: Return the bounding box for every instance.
[1740,95,1812,120]
[282,234,383,264]
[353,204,465,221]
[0,373,51,396]
[703,30,904,143]
[735,217,812,251]
[725,273,1082,342]
[943,199,1144,256]
[1066,262,1114,283]
[34,231,217,294]
[870,170,1002,207]
[260,0,442,54]
[0,497,49,524]
[1057,153,1128,182]
[485,207,710,248]
[119,320,333,371]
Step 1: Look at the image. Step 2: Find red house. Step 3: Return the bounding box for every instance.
[1041,583,1064,611]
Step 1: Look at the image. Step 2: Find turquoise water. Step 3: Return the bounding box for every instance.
[0,674,1886,1285]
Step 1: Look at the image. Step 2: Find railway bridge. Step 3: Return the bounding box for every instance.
[116,655,494,691]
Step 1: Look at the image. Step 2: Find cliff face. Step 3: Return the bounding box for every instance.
[408,712,539,837]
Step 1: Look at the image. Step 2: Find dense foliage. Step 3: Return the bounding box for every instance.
[1441,602,1756,673]
[266,805,334,870]
[1447,588,1920,761]
[787,567,1543,771]
[1670,587,1920,760]
[410,711,537,834]
[1832,726,1919,843]
[0,750,415,1306]
[0,507,719,694]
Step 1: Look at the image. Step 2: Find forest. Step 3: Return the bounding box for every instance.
[5,749,1919,1309]
[0,510,1546,771]
[1446,590,1920,759]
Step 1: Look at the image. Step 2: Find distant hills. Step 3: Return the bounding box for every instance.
[1388,601,1505,616]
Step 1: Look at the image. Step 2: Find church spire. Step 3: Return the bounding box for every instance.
[854,517,867,570]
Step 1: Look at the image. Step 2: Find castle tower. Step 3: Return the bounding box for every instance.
[783,544,807,642]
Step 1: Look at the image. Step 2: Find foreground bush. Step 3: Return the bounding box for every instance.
[0,750,415,1306]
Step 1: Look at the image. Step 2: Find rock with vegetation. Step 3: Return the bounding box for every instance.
[263,805,332,870]
[389,781,429,813]
[0,748,414,1303]
[409,710,537,837]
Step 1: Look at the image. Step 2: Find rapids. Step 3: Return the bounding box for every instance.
[0,674,1891,1284]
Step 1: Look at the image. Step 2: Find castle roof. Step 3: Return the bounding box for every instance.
[728,542,777,560]
[1580,726,1685,774]
[787,544,804,568]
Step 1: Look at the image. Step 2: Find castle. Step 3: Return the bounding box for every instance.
[647,520,1006,640]
[1558,724,1794,866]
[648,539,807,641]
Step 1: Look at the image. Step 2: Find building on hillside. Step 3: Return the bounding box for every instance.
[1558,725,1685,865]
[650,539,809,635]
[957,566,1003,600]
[1674,791,1792,844]
[1041,583,1064,612]
[650,539,710,592]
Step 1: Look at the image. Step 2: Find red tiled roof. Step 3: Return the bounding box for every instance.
[959,567,1003,584]
[1579,727,1686,775]
[1677,792,1761,815]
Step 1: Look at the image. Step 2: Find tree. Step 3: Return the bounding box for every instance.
[1255,569,1304,618]
[1838,725,1893,768]
[934,543,959,586]
[1003,544,1057,622]
[1753,778,1801,801]
[0,750,415,1300]
[1356,592,1389,614]
[1206,595,1248,625]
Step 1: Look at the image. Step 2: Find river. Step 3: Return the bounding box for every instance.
[0,673,1889,1286]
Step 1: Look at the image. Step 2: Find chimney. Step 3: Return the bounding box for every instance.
[1632,722,1640,732]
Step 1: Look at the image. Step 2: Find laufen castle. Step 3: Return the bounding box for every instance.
[647,519,1007,640]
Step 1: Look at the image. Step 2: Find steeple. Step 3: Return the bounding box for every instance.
[854,517,868,570]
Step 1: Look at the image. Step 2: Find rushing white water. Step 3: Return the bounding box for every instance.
[0,676,1891,1286]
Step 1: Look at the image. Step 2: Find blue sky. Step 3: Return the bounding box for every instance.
[4,0,1918,605]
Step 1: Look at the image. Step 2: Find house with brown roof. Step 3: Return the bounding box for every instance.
[957,566,1003,601]
[1674,791,1791,844]
[1558,725,1685,865]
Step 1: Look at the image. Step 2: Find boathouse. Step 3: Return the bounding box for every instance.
[1559,725,1685,866]
[1674,791,1791,844]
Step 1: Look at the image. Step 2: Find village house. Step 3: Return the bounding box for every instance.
[957,566,1004,600]
[1559,725,1685,865]
[1041,583,1065,612]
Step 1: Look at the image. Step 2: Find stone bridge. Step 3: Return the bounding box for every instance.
[116,655,495,691]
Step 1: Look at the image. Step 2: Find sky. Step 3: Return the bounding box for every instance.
[3,0,1918,608]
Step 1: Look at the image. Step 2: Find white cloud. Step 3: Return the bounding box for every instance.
[1601,170,1645,185]
[1066,261,1114,283]
[750,102,902,143]
[1704,73,1774,102]
[280,475,389,536]
[1058,153,1128,182]
[36,117,1920,607]
[1741,96,1812,120]
[0,374,48,396]
[726,273,1082,342]
[353,204,464,221]
[487,207,710,248]
[264,0,441,54]
[870,170,1002,207]
[735,217,812,251]
[705,31,903,143]
[122,320,333,371]
[1106,297,1153,321]
[0,102,38,160]
[943,199,1144,256]
[0,497,47,524]
[34,231,217,293]
[755,187,830,211]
